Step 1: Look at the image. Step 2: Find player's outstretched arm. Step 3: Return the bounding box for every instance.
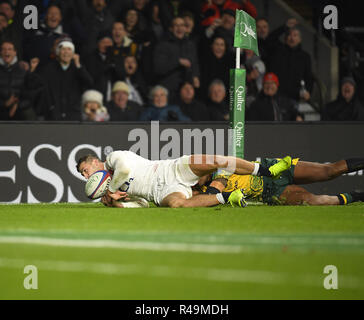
[101,194,149,208]
[106,152,131,199]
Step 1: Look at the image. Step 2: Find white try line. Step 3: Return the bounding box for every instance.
[0,236,253,254]
[1,233,364,254]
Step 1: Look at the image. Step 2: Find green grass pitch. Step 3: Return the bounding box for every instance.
[0,202,364,300]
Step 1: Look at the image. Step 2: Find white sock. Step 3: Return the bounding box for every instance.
[216,193,225,204]
[251,163,260,176]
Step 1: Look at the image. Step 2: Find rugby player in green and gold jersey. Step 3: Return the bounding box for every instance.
[198,157,364,207]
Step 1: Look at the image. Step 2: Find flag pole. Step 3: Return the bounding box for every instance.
[236,48,240,69]
[230,9,258,159]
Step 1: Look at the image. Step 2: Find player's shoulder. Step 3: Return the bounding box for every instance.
[107,150,135,158]
[107,150,150,163]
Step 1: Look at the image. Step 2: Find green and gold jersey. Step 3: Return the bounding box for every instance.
[224,174,264,201]
[213,170,264,202]
[212,158,299,204]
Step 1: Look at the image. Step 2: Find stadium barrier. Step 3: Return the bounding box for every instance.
[0,121,363,203]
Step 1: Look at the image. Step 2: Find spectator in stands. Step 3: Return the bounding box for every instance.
[247,72,303,121]
[0,0,14,21]
[122,8,151,45]
[148,1,165,42]
[243,49,266,107]
[23,5,87,68]
[321,77,364,121]
[76,0,114,55]
[153,16,200,103]
[106,21,139,75]
[176,81,210,121]
[107,81,144,121]
[0,40,42,120]
[84,32,118,103]
[157,0,192,31]
[81,89,110,122]
[199,36,233,101]
[257,17,298,67]
[137,1,163,86]
[40,39,93,121]
[181,10,200,45]
[123,55,147,106]
[140,85,190,121]
[268,26,313,103]
[205,79,229,121]
[0,0,22,58]
[200,0,257,27]
[203,8,236,55]
[123,0,150,30]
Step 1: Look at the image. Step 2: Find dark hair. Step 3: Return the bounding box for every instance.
[285,26,301,39]
[180,10,195,20]
[256,17,269,24]
[0,39,16,51]
[76,154,100,173]
[179,80,194,90]
[46,4,63,14]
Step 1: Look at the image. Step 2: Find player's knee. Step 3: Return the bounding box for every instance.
[324,164,340,180]
[168,198,187,208]
[213,155,229,169]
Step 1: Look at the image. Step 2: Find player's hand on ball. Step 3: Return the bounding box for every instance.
[101,194,113,207]
[107,190,129,201]
[101,194,125,208]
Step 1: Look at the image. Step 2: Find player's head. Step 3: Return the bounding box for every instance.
[76,154,103,179]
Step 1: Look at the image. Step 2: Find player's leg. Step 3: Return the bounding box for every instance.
[160,192,220,208]
[279,185,364,205]
[188,154,291,178]
[279,185,340,205]
[293,158,364,184]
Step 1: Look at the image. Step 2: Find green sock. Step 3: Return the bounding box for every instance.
[337,193,353,205]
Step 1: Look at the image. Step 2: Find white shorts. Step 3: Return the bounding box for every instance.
[152,155,200,205]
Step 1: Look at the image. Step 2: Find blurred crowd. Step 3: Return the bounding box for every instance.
[0,0,363,122]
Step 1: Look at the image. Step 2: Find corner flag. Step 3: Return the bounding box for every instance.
[233,10,259,56]
[229,10,259,159]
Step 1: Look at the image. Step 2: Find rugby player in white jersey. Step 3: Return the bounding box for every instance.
[76,151,292,208]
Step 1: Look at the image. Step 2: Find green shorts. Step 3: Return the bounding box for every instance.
[261,158,298,205]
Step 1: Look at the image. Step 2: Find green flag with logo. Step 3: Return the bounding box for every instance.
[234,10,259,56]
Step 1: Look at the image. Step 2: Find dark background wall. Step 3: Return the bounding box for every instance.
[0,122,363,203]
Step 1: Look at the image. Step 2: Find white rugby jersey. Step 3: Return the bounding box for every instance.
[104,150,160,201]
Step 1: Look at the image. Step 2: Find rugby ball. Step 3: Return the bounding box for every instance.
[85,170,112,199]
